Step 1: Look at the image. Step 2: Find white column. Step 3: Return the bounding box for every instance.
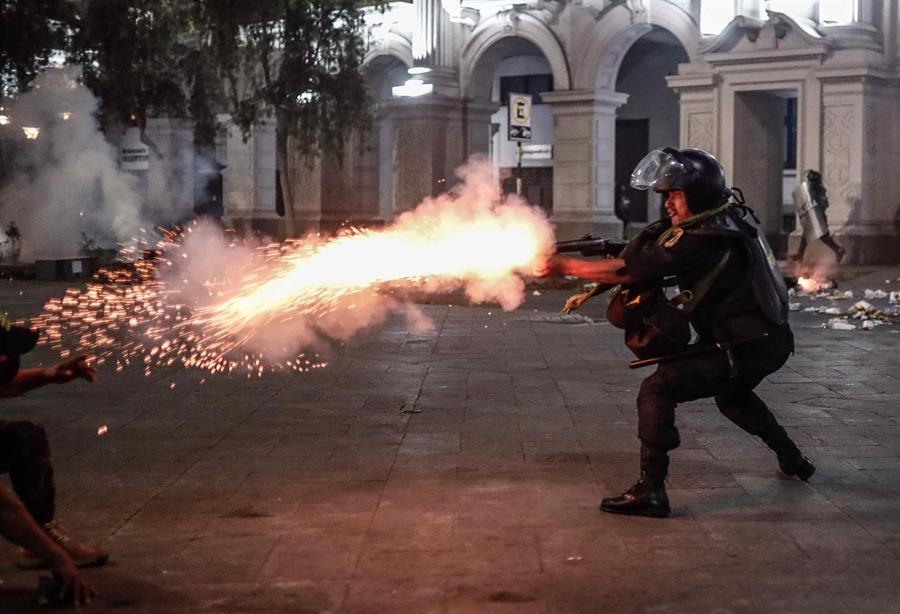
[817,72,900,263]
[413,0,458,67]
[252,119,277,218]
[381,96,470,215]
[542,89,628,239]
[412,0,462,97]
[221,117,254,223]
[144,118,194,219]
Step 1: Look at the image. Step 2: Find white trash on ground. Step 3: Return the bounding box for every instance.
[864,289,889,300]
[825,318,856,331]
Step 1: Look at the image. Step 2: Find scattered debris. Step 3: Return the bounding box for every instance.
[789,302,801,311]
[864,289,889,300]
[399,402,422,414]
[790,287,852,300]
[523,313,597,324]
[803,306,842,314]
[825,318,856,331]
[532,290,542,296]
[96,424,108,436]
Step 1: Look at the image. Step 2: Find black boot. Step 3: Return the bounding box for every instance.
[601,446,671,518]
[601,477,670,518]
[778,452,816,481]
[762,427,816,481]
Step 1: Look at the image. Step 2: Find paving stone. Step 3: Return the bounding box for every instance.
[1,282,899,611]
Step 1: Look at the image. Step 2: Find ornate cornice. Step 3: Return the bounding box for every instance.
[700,11,833,66]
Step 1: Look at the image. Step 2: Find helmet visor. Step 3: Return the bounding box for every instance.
[630,149,689,191]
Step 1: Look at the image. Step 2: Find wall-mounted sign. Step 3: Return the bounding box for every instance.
[120,127,149,171]
[521,144,552,160]
[508,92,532,142]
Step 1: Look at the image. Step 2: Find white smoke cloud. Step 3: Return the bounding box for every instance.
[0,67,185,260]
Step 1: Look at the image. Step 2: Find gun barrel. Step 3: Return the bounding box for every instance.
[555,237,626,257]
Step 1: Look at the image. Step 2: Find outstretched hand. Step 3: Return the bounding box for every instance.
[532,255,567,278]
[52,556,97,606]
[50,355,97,384]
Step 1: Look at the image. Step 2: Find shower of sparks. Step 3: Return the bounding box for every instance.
[33,234,330,378]
[31,195,552,378]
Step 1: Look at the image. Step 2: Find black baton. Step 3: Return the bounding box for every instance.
[629,333,769,369]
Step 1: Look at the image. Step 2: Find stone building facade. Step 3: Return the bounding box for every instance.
[222,0,900,263]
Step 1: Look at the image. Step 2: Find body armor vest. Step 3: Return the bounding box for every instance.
[686,205,790,327]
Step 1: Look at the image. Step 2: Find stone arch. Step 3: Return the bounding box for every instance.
[573,2,698,93]
[459,12,571,101]
[363,47,413,101]
[363,36,414,70]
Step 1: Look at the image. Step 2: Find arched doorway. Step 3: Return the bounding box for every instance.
[614,27,689,234]
[470,37,554,214]
[467,37,556,213]
[569,2,697,238]
[460,14,570,214]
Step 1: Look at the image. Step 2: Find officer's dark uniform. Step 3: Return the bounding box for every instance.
[600,148,814,518]
[623,214,798,480]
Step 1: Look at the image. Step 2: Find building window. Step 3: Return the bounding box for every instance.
[818,0,857,24]
[784,97,797,170]
[498,74,553,106]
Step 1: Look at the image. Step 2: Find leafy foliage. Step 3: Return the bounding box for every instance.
[217,1,374,159]
[5,0,376,154]
[0,0,75,97]
[70,0,190,131]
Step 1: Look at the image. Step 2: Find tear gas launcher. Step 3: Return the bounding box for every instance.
[554,236,627,258]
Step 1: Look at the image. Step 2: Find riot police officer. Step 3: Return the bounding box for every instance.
[537,148,814,518]
[791,169,845,263]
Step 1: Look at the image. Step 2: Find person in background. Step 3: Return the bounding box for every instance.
[791,169,845,263]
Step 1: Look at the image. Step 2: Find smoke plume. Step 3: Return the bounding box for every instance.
[0,67,179,260]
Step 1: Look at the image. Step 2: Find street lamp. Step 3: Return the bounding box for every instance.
[392,66,433,98]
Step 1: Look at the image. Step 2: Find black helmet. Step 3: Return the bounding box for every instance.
[630,147,731,212]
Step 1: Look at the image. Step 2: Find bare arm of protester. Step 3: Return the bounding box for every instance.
[535,256,638,286]
[0,487,95,605]
[0,355,96,399]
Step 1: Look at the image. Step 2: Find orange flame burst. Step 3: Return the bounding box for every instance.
[33,162,553,377]
[797,276,833,293]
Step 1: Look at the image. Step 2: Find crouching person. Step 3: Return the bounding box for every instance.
[0,323,106,605]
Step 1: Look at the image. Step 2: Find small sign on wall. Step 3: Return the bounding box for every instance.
[508,93,533,141]
[120,127,149,171]
[521,144,552,160]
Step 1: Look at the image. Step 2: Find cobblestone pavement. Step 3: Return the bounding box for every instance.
[0,269,898,613]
